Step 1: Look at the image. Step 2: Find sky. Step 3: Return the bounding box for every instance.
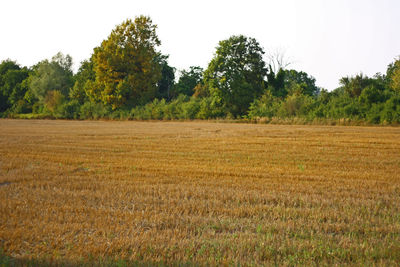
[1,0,400,90]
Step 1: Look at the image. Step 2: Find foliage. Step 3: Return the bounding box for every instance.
[69,59,95,104]
[44,90,65,113]
[28,52,74,102]
[1,18,399,125]
[266,67,286,98]
[247,90,279,118]
[0,60,30,112]
[278,92,315,117]
[79,101,109,119]
[203,35,267,117]
[58,100,81,119]
[156,54,175,100]
[174,66,203,97]
[387,57,400,93]
[90,16,161,109]
[283,69,320,96]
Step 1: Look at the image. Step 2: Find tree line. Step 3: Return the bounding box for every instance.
[1,16,399,124]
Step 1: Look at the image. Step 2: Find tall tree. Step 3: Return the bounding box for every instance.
[156,54,175,100]
[266,67,286,97]
[203,35,267,116]
[90,16,161,109]
[0,60,30,112]
[29,52,74,102]
[387,57,400,93]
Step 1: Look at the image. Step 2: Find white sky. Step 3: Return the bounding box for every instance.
[1,0,400,90]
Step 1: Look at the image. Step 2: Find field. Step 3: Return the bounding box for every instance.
[1,119,400,266]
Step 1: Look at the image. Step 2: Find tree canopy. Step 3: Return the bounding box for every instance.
[29,52,74,102]
[0,60,30,112]
[174,66,203,97]
[90,16,162,109]
[0,17,399,125]
[203,35,267,117]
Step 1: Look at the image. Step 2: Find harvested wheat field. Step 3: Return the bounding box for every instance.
[0,119,400,266]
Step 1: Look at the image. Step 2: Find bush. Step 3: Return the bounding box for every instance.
[58,100,81,119]
[32,102,45,114]
[181,98,201,119]
[278,93,315,118]
[247,91,279,119]
[79,102,109,119]
[11,99,31,114]
[365,103,383,124]
[197,97,225,119]
[380,95,400,123]
[109,109,130,120]
[45,90,65,113]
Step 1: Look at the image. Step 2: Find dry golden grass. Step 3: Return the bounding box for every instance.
[0,119,400,266]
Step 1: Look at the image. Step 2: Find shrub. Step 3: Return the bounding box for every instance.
[44,90,65,113]
[278,93,315,118]
[380,95,400,123]
[58,100,81,119]
[11,99,31,114]
[365,103,383,124]
[32,102,44,114]
[181,98,201,119]
[197,97,225,119]
[247,91,279,119]
[79,102,109,119]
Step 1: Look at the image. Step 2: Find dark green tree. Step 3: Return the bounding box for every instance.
[284,69,320,96]
[156,54,175,100]
[174,66,203,97]
[266,67,286,97]
[0,60,30,112]
[339,73,373,98]
[203,35,267,116]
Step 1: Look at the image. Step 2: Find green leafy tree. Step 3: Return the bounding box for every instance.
[339,73,373,98]
[29,52,74,102]
[284,69,320,96]
[0,60,30,112]
[174,66,203,97]
[266,67,286,98]
[203,35,267,116]
[156,54,175,100]
[90,16,162,109]
[70,59,95,104]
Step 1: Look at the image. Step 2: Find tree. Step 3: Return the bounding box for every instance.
[387,57,400,93]
[0,60,30,112]
[339,73,373,98]
[70,59,95,104]
[203,35,267,116]
[174,66,203,97]
[266,67,286,97]
[29,52,74,102]
[266,48,292,74]
[284,69,320,96]
[90,16,162,109]
[156,54,175,100]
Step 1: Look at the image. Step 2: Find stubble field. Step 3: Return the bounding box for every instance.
[0,119,400,266]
